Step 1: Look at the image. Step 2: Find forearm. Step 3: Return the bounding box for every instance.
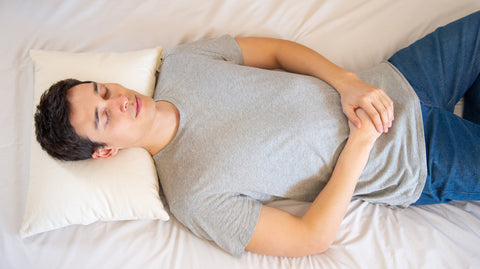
[272,39,358,92]
[301,136,374,250]
[237,37,356,90]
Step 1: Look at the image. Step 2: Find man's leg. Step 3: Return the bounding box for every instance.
[389,11,480,112]
[388,11,480,204]
[412,105,480,205]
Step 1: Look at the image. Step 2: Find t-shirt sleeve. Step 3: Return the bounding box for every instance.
[170,193,262,257]
[168,35,244,65]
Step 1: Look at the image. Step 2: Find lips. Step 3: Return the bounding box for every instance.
[135,96,142,117]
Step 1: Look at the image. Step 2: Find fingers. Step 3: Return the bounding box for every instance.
[363,105,384,133]
[369,91,394,133]
[351,88,393,133]
[380,93,394,130]
[338,77,395,133]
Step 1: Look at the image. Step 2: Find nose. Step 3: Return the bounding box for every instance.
[108,95,129,113]
[120,96,128,112]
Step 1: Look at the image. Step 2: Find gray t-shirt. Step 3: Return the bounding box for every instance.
[153,35,426,257]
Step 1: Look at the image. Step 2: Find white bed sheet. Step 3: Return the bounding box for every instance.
[1,0,480,268]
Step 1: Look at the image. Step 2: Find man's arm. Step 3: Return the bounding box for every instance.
[235,37,394,133]
[246,109,380,256]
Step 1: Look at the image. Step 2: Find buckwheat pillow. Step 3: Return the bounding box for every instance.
[20,48,169,238]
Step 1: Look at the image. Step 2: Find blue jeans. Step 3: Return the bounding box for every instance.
[388,11,480,205]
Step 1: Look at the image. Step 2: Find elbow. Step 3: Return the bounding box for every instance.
[317,241,333,254]
[301,232,334,255]
[311,238,333,255]
[302,225,336,255]
[299,215,341,255]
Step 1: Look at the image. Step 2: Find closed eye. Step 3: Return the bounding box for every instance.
[104,109,110,125]
[101,85,110,99]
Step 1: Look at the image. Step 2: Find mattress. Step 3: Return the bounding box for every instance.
[1,0,480,268]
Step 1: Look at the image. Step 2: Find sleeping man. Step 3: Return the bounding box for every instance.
[34,12,480,257]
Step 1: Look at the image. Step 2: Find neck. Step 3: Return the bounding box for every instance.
[145,101,179,156]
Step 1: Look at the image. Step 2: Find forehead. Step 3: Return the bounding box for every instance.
[68,82,95,97]
[67,82,97,111]
[67,82,97,137]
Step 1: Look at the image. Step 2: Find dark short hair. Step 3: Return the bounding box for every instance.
[34,79,105,161]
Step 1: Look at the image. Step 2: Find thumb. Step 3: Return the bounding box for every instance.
[343,108,361,128]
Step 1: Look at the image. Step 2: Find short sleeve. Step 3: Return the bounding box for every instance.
[168,35,244,65]
[170,193,262,257]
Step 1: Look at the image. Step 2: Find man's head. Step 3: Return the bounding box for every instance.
[35,79,159,161]
[35,79,106,161]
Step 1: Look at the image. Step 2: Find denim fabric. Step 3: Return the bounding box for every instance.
[388,11,480,204]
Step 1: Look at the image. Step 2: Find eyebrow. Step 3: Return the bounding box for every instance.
[93,81,98,94]
[93,82,99,129]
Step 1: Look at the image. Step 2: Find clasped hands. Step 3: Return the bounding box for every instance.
[336,73,394,138]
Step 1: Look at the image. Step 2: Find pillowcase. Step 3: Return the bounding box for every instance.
[20,48,169,238]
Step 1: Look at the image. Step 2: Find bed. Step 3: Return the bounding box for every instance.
[2,0,480,268]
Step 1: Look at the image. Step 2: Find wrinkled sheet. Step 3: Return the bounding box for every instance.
[1,0,480,268]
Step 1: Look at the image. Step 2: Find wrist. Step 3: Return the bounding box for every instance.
[346,134,377,152]
[328,71,359,94]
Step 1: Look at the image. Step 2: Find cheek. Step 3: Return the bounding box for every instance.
[108,117,141,140]
[110,118,134,136]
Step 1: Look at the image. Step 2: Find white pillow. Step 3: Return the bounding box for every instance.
[20,48,169,238]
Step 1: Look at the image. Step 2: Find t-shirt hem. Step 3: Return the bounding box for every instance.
[386,62,428,206]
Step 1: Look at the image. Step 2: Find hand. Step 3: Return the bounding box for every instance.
[336,74,394,134]
[348,108,382,145]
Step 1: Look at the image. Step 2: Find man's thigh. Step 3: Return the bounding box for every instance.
[413,104,480,205]
[389,11,480,112]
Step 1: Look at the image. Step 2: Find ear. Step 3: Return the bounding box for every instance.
[92,147,119,159]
